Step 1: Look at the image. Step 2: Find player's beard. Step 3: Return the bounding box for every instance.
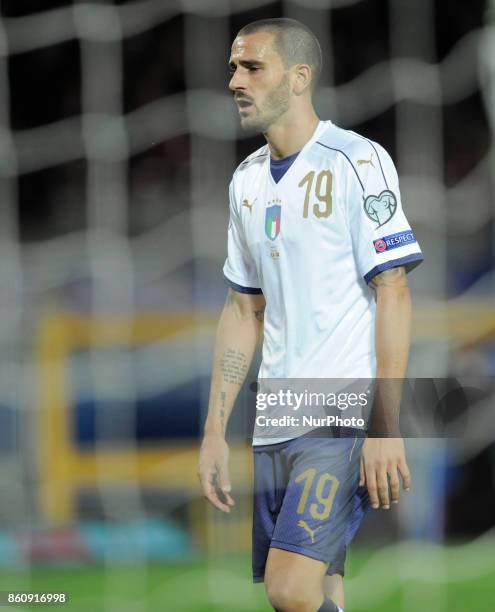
[240,73,292,134]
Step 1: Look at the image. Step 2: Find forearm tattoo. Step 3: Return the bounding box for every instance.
[219,348,248,385]
[219,391,226,431]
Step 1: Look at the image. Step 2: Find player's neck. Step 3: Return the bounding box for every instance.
[264,108,320,160]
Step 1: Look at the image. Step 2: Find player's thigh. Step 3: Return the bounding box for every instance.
[268,435,367,587]
[252,447,286,582]
[264,547,328,607]
[273,436,361,552]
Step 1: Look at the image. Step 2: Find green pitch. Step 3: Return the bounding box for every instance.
[0,546,493,611]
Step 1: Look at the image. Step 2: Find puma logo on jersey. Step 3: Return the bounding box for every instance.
[242,198,256,212]
[357,156,375,168]
[297,520,322,544]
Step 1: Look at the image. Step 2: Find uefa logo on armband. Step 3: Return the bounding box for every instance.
[373,230,416,253]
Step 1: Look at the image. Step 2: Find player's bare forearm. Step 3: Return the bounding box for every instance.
[372,266,411,379]
[199,288,265,513]
[204,288,265,438]
[360,267,412,509]
[368,266,411,435]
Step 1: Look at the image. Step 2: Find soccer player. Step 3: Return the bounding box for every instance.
[198,18,423,612]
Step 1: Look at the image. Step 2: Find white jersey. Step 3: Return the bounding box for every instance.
[222,120,423,444]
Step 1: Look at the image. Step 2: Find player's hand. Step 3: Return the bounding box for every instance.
[359,437,411,509]
[198,434,235,513]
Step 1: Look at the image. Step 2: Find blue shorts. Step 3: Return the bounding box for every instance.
[252,428,370,582]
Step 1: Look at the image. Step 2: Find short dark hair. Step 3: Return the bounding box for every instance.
[238,18,322,91]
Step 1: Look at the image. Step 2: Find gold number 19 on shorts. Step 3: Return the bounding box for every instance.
[295,468,340,520]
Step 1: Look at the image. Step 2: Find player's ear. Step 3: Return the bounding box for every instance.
[292,63,312,95]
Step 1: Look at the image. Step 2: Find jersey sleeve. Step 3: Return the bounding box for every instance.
[222,180,262,294]
[347,142,424,284]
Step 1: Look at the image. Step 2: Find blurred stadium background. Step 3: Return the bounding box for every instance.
[0,0,493,610]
